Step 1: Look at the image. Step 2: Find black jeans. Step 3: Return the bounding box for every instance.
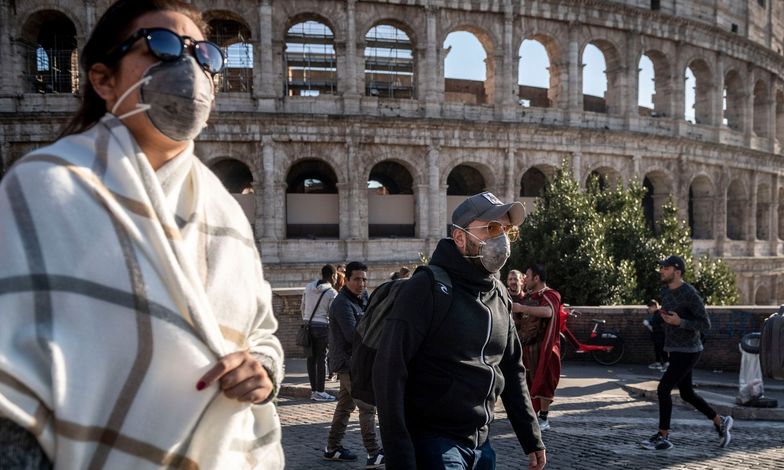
[657,351,717,431]
[652,332,668,364]
[306,324,329,393]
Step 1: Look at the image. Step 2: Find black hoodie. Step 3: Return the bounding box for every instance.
[373,239,544,469]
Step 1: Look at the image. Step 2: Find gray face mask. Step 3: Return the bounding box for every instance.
[457,226,511,274]
[112,56,214,142]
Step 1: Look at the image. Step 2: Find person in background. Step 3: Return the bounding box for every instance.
[301,264,338,402]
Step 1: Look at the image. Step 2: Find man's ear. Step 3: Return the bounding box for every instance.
[89,63,117,103]
[452,227,466,251]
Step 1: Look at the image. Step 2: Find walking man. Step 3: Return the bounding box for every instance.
[324,262,384,467]
[639,255,733,450]
[513,264,562,431]
[374,192,546,470]
[301,264,338,402]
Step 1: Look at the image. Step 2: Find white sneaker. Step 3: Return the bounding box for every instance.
[661,362,669,372]
[648,362,662,370]
[538,418,550,431]
[313,391,336,402]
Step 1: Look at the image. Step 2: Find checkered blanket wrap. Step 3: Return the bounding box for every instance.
[0,115,284,469]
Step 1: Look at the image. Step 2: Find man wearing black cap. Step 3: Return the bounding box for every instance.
[640,255,733,451]
[373,192,546,469]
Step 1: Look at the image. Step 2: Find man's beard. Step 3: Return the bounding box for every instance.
[464,237,488,273]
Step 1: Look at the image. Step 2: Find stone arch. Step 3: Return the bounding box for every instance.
[723,69,744,130]
[581,39,623,115]
[206,12,254,94]
[778,187,784,240]
[21,9,79,94]
[285,16,337,96]
[753,79,770,138]
[755,284,771,305]
[364,22,415,99]
[208,158,254,193]
[518,35,561,109]
[367,160,415,238]
[585,166,622,191]
[446,163,488,195]
[726,178,747,241]
[285,158,339,238]
[684,58,713,125]
[639,50,672,117]
[443,26,496,105]
[642,170,674,233]
[688,174,714,239]
[756,183,771,240]
[520,166,551,197]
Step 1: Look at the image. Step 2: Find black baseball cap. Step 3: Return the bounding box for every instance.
[452,192,525,228]
[658,255,686,273]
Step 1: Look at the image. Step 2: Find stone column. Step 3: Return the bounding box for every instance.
[624,31,640,126]
[571,152,582,187]
[85,0,97,38]
[747,172,758,255]
[343,0,360,114]
[672,44,686,129]
[744,68,755,145]
[566,23,581,116]
[676,154,689,219]
[631,154,641,183]
[337,182,350,240]
[424,6,440,118]
[505,147,516,204]
[1,0,15,94]
[714,169,728,257]
[498,7,516,121]
[346,141,363,239]
[257,0,276,109]
[427,144,441,239]
[415,183,429,239]
[261,136,277,240]
[770,174,779,254]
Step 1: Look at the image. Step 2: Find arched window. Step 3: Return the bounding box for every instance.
[723,70,744,130]
[688,176,714,239]
[582,41,622,114]
[444,31,493,105]
[638,51,671,117]
[209,159,254,221]
[520,167,548,197]
[447,164,487,231]
[643,172,673,234]
[684,59,712,125]
[586,167,621,191]
[22,11,78,93]
[285,20,336,96]
[364,24,414,99]
[755,285,771,305]
[208,17,253,93]
[286,160,339,238]
[368,161,414,237]
[753,80,770,137]
[518,38,554,108]
[726,179,747,240]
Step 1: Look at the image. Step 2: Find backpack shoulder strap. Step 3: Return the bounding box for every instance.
[416,265,453,337]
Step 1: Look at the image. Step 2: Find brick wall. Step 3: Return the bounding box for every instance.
[272,288,779,371]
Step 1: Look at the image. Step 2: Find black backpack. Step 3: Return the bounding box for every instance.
[761,305,784,380]
[350,265,452,406]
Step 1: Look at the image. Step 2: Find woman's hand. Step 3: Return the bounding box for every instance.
[197,350,273,404]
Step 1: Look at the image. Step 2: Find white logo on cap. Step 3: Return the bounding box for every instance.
[482,192,502,205]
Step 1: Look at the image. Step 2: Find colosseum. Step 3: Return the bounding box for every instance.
[1,0,783,304]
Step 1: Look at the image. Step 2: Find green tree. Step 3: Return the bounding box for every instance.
[508,165,739,305]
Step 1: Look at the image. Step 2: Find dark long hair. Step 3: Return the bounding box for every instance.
[58,0,208,138]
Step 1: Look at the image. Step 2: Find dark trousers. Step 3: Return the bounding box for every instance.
[306,324,329,393]
[413,434,496,470]
[657,351,717,430]
[326,372,380,455]
[652,332,668,364]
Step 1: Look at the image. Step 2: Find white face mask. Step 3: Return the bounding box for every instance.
[454,225,511,273]
[111,56,214,141]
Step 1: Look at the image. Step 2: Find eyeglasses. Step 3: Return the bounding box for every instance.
[466,221,520,242]
[104,28,226,75]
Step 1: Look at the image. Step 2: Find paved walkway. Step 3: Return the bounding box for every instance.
[278,360,784,469]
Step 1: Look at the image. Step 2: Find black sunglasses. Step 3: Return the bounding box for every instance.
[104,28,226,75]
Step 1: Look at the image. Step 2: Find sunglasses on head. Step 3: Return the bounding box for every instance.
[104,28,226,75]
[464,221,520,242]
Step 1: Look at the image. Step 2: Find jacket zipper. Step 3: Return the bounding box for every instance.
[477,292,496,444]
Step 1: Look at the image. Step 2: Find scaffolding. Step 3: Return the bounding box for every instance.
[285,21,337,96]
[209,20,253,93]
[364,25,414,99]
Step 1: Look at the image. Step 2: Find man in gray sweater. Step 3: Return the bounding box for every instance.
[639,255,734,451]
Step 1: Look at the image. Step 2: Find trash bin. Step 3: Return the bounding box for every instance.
[737,332,778,408]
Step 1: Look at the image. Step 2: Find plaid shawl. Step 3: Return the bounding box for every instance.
[0,115,284,468]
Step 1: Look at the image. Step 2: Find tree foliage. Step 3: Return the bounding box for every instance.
[508,165,739,306]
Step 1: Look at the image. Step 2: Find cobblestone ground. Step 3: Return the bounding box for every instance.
[278,390,784,469]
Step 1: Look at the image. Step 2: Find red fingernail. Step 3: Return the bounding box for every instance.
[196,381,206,391]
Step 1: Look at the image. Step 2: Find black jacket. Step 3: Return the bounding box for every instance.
[328,286,365,373]
[373,239,544,469]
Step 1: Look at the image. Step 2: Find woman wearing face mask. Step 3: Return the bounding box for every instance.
[0,1,283,468]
